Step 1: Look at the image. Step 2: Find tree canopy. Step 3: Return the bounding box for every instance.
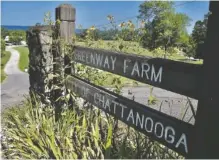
[138,1,191,57]
[191,12,209,45]
[1,28,9,39]
[190,12,209,58]
[192,20,207,44]
[8,30,26,44]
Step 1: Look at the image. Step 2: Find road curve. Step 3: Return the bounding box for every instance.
[1,46,29,110]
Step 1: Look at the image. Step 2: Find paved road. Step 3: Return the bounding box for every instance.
[1,46,197,124]
[1,46,29,111]
[120,87,198,124]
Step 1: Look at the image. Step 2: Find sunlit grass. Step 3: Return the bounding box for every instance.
[1,51,11,82]
[14,46,29,72]
[76,40,203,64]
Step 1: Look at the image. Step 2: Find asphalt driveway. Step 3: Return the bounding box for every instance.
[1,46,29,111]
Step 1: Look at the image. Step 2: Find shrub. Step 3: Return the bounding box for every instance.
[1,38,5,53]
[152,47,164,57]
[8,30,26,44]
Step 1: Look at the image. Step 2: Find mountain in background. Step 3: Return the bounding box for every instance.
[2,25,31,30]
[1,25,83,34]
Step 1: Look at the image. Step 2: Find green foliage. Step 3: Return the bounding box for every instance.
[191,13,209,44]
[192,20,206,44]
[85,26,100,41]
[1,27,9,39]
[76,29,88,41]
[77,28,139,42]
[190,12,209,58]
[138,1,175,50]
[177,31,190,50]
[183,37,197,57]
[152,47,164,57]
[8,30,26,44]
[1,38,6,52]
[1,51,11,82]
[138,1,190,58]
[77,16,142,42]
[138,1,174,21]
[98,29,118,40]
[148,86,158,105]
[1,96,182,159]
[1,97,105,159]
[13,47,29,72]
[44,12,54,26]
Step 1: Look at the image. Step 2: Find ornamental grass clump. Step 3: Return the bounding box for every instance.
[1,96,112,159]
[1,95,182,159]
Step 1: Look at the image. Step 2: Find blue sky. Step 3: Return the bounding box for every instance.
[1,1,209,33]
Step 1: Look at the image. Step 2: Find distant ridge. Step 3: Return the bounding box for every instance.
[1,25,83,33]
[1,25,31,30]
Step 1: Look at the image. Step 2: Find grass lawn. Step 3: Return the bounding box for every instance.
[76,40,203,64]
[1,51,11,83]
[14,46,29,72]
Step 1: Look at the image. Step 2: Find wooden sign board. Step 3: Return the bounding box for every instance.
[73,46,202,99]
[66,75,193,156]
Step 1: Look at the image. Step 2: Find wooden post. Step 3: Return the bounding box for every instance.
[54,4,75,118]
[188,1,219,158]
[55,4,75,75]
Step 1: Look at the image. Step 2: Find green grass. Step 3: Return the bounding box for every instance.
[14,46,29,72]
[76,40,203,64]
[189,59,203,64]
[1,51,11,83]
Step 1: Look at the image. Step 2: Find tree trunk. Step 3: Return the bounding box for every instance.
[164,44,167,59]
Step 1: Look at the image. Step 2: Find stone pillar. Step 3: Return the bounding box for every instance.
[26,26,53,104]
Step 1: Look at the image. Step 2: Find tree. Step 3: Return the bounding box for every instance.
[192,20,207,44]
[8,30,26,44]
[177,31,190,49]
[182,36,197,57]
[1,28,9,39]
[1,38,5,52]
[9,36,21,45]
[138,1,174,50]
[1,39,6,57]
[138,1,190,58]
[191,12,209,44]
[155,12,190,57]
[138,1,174,23]
[191,12,209,58]
[98,29,117,40]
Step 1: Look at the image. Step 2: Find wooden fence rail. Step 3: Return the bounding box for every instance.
[73,46,202,99]
[65,75,193,156]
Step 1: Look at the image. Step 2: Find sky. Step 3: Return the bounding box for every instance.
[1,1,209,34]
